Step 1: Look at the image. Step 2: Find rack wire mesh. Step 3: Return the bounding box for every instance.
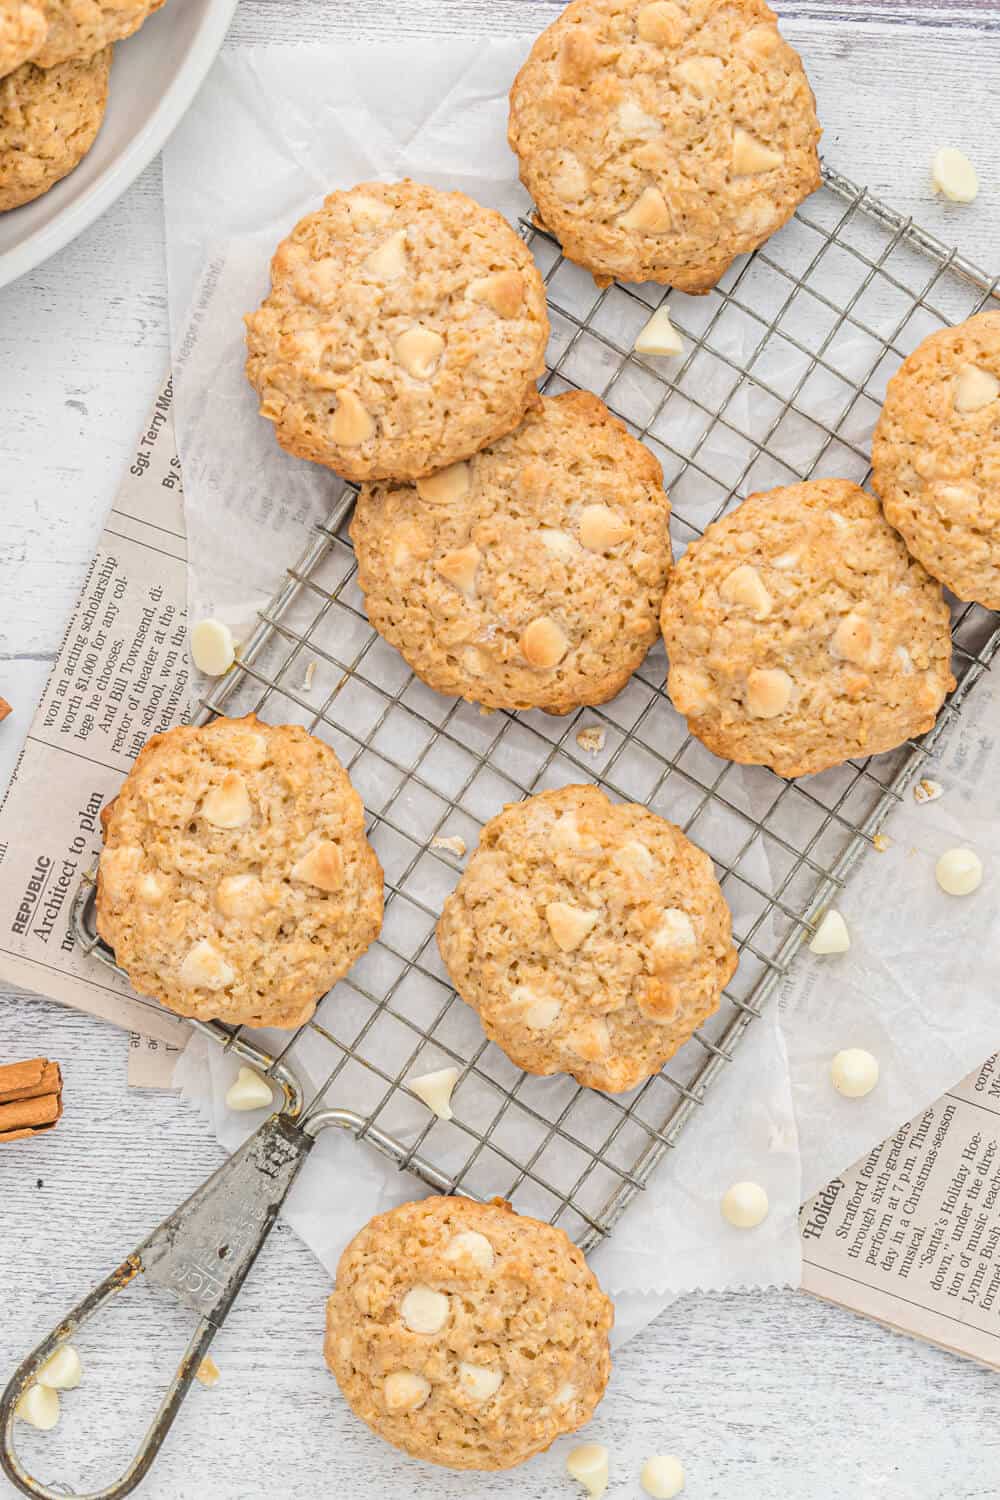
[76,164,1000,1255]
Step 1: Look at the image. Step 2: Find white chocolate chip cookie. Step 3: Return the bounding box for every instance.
[660,480,955,779]
[350,392,671,713]
[96,715,383,1028]
[436,785,737,1092]
[508,0,821,290]
[325,1195,613,1470]
[872,312,1000,609]
[0,47,110,212]
[19,0,165,69]
[0,4,46,77]
[245,180,549,482]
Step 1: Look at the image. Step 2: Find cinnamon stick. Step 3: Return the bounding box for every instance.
[0,1058,63,1142]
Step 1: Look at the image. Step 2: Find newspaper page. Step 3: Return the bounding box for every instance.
[801,1055,1000,1368]
[0,374,191,1052]
[127,1031,183,1088]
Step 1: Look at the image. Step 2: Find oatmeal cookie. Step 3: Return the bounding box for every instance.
[96,715,383,1029]
[350,391,671,713]
[437,785,737,1092]
[508,0,821,290]
[24,0,165,69]
[245,180,550,482]
[660,480,955,778]
[325,1195,613,1469]
[0,5,46,77]
[0,46,109,212]
[872,312,1000,610]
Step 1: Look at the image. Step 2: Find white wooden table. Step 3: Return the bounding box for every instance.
[3,2,1000,1495]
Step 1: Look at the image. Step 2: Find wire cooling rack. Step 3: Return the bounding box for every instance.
[76,164,1000,1256]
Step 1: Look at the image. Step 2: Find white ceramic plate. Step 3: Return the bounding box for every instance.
[0,0,238,289]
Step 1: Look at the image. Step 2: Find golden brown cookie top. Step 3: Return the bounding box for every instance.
[0,47,110,213]
[24,0,166,68]
[660,480,955,778]
[0,4,46,77]
[508,0,821,290]
[325,1195,613,1470]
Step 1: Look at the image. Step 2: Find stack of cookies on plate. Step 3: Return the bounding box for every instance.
[95,0,994,1472]
[0,0,170,211]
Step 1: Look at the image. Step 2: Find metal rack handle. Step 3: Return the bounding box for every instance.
[0,1114,314,1500]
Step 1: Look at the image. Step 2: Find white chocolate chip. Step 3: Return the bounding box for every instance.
[634,305,684,357]
[719,563,772,619]
[443,1230,495,1271]
[137,873,166,905]
[568,1016,611,1060]
[953,365,1000,413]
[830,613,874,666]
[546,900,599,952]
[457,1361,503,1401]
[467,270,525,319]
[652,908,696,951]
[932,147,979,204]
[576,724,606,755]
[462,646,487,678]
[831,1048,879,1099]
[579,503,629,552]
[195,1355,221,1388]
[290,840,344,893]
[435,544,481,597]
[331,389,375,446]
[641,1455,686,1499]
[37,1346,81,1392]
[395,325,445,380]
[674,55,723,95]
[401,1285,449,1335]
[914,777,944,805]
[616,839,655,876]
[618,185,672,234]
[567,1442,609,1499]
[668,665,713,717]
[225,1066,274,1112]
[935,847,983,896]
[741,23,781,56]
[347,193,393,227]
[732,127,784,175]
[384,1371,431,1412]
[721,1181,769,1228]
[895,645,914,675]
[552,151,589,202]
[180,939,235,991]
[616,97,660,139]
[513,988,563,1030]
[191,618,236,677]
[15,1385,59,1431]
[364,228,408,279]
[409,1067,459,1120]
[416,461,471,505]
[746,667,792,718]
[390,521,432,568]
[539,527,580,559]
[215,873,268,919]
[431,834,467,859]
[636,0,684,45]
[554,1381,577,1406]
[772,549,800,571]
[520,615,570,669]
[808,908,850,955]
[201,772,252,830]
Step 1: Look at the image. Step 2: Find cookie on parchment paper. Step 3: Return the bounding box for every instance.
[18,0,166,70]
[350,391,671,714]
[245,180,550,482]
[437,785,737,1093]
[660,479,955,779]
[325,1194,613,1470]
[508,0,821,291]
[97,715,383,1030]
[873,311,1000,611]
[0,46,110,212]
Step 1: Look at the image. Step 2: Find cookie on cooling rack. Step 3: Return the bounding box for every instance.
[0,47,110,212]
[660,479,956,779]
[873,311,1000,610]
[325,1194,613,1470]
[349,391,671,714]
[244,180,550,482]
[437,785,737,1093]
[18,0,165,69]
[0,5,47,77]
[96,715,383,1029]
[508,0,822,291]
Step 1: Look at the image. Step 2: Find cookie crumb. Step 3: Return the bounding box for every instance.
[195,1356,220,1388]
[576,724,606,755]
[914,777,943,805]
[872,832,890,853]
[431,834,466,859]
[300,659,317,693]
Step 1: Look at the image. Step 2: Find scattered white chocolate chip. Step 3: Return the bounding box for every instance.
[201,772,252,830]
[567,1442,609,1499]
[346,193,393,227]
[195,1355,221,1388]
[364,228,408,279]
[652,908,696,951]
[616,97,661,139]
[576,724,606,755]
[539,527,580,559]
[634,304,684,358]
[467,270,525,318]
[290,840,344,892]
[831,1048,879,1099]
[416,461,471,505]
[935,847,983,896]
[546,900,599,952]
[914,778,944,805]
[732,127,783,175]
[674,55,723,95]
[137,873,166,905]
[741,22,781,56]
[953,365,1000,413]
[299,659,317,693]
[554,1381,577,1407]
[568,1016,611,1060]
[331,389,375,446]
[15,1385,60,1431]
[384,1371,431,1412]
[409,1067,459,1120]
[395,325,445,380]
[830,612,873,666]
[619,185,671,234]
[443,1230,495,1271]
[435,544,481,596]
[36,1346,81,1392]
[216,873,268,918]
[641,1454,686,1499]
[636,0,683,45]
[225,1066,274,1113]
[191,618,236,677]
[431,833,467,859]
[580,502,629,552]
[746,667,792,719]
[552,151,589,201]
[521,994,562,1030]
[400,1285,449,1335]
[721,1181,769,1229]
[180,939,235,991]
[808,908,850,955]
[932,146,979,204]
[457,1361,503,1401]
[720,563,772,619]
[520,615,569,669]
